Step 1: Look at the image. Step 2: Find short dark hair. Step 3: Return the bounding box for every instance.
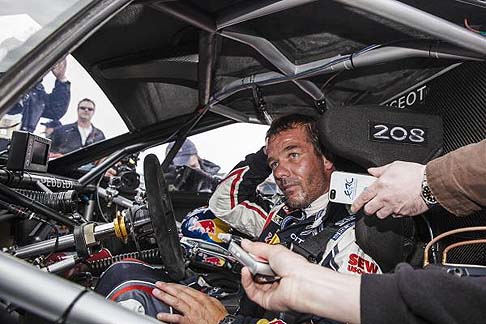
[78,98,95,108]
[266,113,334,162]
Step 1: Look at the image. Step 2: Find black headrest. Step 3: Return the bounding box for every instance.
[318,105,443,169]
[318,105,442,271]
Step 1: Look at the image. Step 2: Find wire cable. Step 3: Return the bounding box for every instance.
[320,71,343,91]
[0,199,60,258]
[464,18,486,36]
[44,221,60,261]
[95,174,110,223]
[423,226,486,267]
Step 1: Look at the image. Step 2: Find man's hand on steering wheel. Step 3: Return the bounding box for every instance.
[153,282,228,324]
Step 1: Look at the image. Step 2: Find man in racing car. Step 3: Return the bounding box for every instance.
[152,113,382,324]
[164,139,221,192]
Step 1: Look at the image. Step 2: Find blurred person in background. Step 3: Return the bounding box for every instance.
[165,139,221,192]
[0,58,70,151]
[49,98,105,157]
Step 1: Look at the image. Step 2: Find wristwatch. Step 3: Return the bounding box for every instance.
[219,315,237,324]
[421,170,438,207]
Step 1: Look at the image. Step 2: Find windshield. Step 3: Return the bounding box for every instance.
[0,1,128,160]
[0,0,92,73]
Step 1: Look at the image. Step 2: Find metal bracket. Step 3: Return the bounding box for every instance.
[314,99,327,114]
[251,83,273,124]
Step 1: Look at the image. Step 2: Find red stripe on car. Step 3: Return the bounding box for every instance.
[110,284,155,301]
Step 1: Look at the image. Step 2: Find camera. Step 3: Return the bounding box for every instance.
[109,153,140,194]
[330,189,336,200]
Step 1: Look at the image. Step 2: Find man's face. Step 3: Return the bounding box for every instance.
[266,125,334,209]
[77,100,95,122]
[186,154,201,169]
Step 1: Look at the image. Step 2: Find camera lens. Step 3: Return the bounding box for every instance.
[330,189,336,200]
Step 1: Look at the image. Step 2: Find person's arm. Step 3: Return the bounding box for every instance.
[361,263,486,324]
[43,59,71,120]
[240,242,486,324]
[209,147,273,238]
[427,139,486,216]
[7,102,23,115]
[51,58,68,83]
[350,161,427,218]
[152,282,284,324]
[240,240,361,324]
[7,85,40,116]
[152,282,228,323]
[351,140,486,218]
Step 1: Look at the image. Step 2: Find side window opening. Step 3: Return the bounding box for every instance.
[137,123,273,194]
[40,55,128,141]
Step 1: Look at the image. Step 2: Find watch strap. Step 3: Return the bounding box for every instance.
[219,315,237,324]
[421,170,438,207]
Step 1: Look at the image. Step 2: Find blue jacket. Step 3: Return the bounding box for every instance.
[50,122,105,154]
[8,80,71,133]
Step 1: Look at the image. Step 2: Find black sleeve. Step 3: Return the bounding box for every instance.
[42,80,71,120]
[49,128,63,153]
[361,263,486,324]
[7,102,23,115]
[98,129,105,141]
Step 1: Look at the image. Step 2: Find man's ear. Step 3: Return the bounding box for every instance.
[321,156,334,171]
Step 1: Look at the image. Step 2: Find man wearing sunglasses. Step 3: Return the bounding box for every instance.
[50,98,105,156]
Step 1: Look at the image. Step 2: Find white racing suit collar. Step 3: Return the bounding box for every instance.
[302,192,329,219]
[299,192,330,230]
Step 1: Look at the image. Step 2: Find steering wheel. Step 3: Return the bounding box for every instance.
[144,154,185,281]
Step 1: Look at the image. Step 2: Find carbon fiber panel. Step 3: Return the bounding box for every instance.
[422,62,486,153]
[417,61,486,265]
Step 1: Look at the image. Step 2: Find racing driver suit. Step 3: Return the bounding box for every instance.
[209,148,382,324]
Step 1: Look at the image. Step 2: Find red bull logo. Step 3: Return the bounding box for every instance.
[199,219,216,233]
[187,217,230,244]
[203,256,226,267]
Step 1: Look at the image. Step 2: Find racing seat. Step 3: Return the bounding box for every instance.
[318,104,443,271]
